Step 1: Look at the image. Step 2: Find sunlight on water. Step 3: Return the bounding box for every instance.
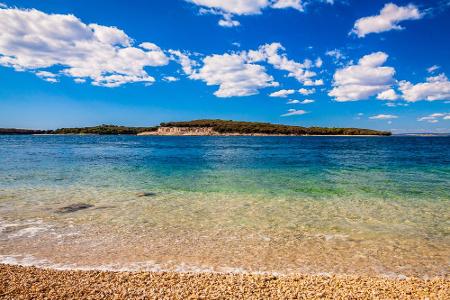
[0,136,449,277]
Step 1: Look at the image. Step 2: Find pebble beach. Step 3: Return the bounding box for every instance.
[1,264,449,299]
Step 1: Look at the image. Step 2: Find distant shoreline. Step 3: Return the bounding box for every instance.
[24,133,450,137]
[0,119,392,136]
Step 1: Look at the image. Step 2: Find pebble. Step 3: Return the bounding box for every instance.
[0,264,448,299]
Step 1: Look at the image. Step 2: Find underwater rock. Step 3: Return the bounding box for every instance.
[56,203,94,213]
[136,192,157,197]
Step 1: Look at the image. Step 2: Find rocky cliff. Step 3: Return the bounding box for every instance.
[138,127,218,136]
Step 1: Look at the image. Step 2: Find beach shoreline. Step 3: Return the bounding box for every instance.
[1,264,448,299]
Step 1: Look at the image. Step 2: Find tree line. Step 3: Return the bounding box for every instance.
[161,120,391,136]
[1,120,391,136]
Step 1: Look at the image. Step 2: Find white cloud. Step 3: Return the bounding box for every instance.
[190,0,337,27]
[190,0,305,27]
[369,114,398,120]
[185,42,320,98]
[328,52,395,102]
[399,74,450,102]
[351,3,423,38]
[315,57,323,68]
[190,53,278,97]
[218,15,241,27]
[191,0,271,15]
[0,7,169,87]
[298,88,315,95]
[304,79,323,86]
[326,49,346,63]
[168,50,197,76]
[287,99,314,104]
[281,109,307,116]
[377,88,399,101]
[35,70,59,83]
[384,102,408,107]
[300,99,315,104]
[163,76,179,82]
[272,0,303,11]
[427,65,440,73]
[35,71,57,78]
[269,89,295,97]
[417,113,450,123]
[246,43,321,84]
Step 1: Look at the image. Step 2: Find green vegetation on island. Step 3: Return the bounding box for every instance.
[161,120,391,136]
[51,125,158,135]
[0,128,48,135]
[0,120,391,136]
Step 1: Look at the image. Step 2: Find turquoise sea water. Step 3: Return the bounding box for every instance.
[0,135,449,277]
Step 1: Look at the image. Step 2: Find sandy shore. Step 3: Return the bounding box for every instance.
[0,264,448,299]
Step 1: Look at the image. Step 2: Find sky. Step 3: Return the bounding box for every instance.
[0,0,449,133]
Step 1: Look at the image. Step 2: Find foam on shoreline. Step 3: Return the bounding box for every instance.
[0,254,446,282]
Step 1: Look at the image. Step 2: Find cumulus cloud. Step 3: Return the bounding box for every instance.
[246,43,321,85]
[35,71,59,83]
[417,113,450,123]
[269,89,295,97]
[328,52,396,102]
[189,53,278,97]
[288,99,314,104]
[190,0,304,15]
[272,0,303,11]
[298,88,315,95]
[384,102,408,107]
[369,114,398,120]
[351,3,422,38]
[0,7,169,87]
[185,42,320,98]
[191,0,302,27]
[218,15,241,27]
[427,65,440,73]
[304,79,323,86]
[191,0,272,15]
[188,1,338,27]
[281,109,307,116]
[399,74,450,102]
[376,88,399,101]
[315,57,323,68]
[287,99,314,104]
[326,49,345,61]
[168,50,198,76]
[163,76,179,82]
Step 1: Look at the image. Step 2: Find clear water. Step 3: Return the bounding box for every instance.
[0,135,449,277]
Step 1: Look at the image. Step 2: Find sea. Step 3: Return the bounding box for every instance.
[0,135,449,278]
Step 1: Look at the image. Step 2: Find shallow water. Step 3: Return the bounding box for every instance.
[0,135,449,277]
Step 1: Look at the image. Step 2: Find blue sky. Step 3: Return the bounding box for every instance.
[0,0,449,132]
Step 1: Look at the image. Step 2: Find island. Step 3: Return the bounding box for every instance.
[0,120,391,136]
